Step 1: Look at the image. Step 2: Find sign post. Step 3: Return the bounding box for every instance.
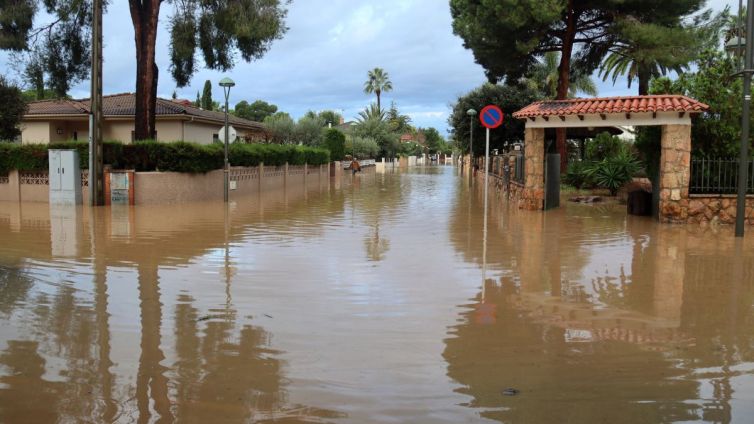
[478,105,504,291]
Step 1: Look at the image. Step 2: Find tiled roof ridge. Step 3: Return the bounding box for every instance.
[512,95,709,119]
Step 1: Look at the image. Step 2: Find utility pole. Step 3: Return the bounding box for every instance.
[88,0,104,206]
[735,0,754,236]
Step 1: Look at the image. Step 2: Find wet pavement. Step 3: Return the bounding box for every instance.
[0,166,753,423]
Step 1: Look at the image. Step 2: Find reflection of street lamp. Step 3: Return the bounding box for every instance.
[725,0,752,236]
[350,122,357,159]
[219,77,235,203]
[466,108,476,165]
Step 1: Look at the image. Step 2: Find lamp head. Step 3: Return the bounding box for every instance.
[466,108,477,117]
[219,77,235,88]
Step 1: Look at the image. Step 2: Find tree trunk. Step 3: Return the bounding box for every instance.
[376,89,381,111]
[637,65,650,96]
[555,0,578,173]
[130,0,161,141]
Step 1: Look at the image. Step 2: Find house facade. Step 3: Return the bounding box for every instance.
[20,93,268,144]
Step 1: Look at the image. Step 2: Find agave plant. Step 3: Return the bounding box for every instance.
[584,150,642,196]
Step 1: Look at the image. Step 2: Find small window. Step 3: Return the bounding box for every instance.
[213,133,219,143]
[73,131,78,141]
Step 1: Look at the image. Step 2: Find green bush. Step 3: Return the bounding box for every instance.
[0,140,330,175]
[584,150,642,196]
[323,129,346,161]
[586,132,625,162]
[563,160,592,189]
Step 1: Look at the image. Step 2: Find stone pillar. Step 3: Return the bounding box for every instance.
[519,127,545,210]
[652,228,685,323]
[659,124,691,223]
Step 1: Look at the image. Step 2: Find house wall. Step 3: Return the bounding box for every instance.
[155,120,184,142]
[20,121,51,144]
[182,121,219,144]
[21,117,264,144]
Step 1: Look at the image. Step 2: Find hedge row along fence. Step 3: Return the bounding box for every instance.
[0,141,331,175]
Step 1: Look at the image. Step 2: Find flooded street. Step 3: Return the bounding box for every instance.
[1,166,754,423]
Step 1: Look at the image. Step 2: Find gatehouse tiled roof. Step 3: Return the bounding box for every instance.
[512,95,709,119]
[25,93,266,130]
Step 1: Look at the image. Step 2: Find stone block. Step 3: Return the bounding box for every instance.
[689,200,705,216]
[670,189,681,201]
[722,198,730,209]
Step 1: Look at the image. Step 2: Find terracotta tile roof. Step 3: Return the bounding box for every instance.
[25,93,266,130]
[512,95,709,119]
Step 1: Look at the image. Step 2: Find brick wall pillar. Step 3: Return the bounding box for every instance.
[519,127,545,210]
[659,124,691,223]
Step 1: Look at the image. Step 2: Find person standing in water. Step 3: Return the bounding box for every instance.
[351,158,362,175]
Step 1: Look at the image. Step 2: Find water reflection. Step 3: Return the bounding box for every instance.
[446,174,754,423]
[1,167,754,422]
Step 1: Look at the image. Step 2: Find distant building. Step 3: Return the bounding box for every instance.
[20,93,268,144]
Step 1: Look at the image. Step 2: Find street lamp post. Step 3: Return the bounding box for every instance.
[219,77,235,203]
[467,109,476,171]
[726,0,754,237]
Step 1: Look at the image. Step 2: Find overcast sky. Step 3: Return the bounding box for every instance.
[1,0,733,136]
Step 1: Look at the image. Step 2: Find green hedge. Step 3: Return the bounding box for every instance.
[0,141,330,174]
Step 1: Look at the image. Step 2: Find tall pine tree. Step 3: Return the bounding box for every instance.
[201,80,212,110]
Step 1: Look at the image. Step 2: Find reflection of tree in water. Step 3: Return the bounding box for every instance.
[443,282,700,423]
[172,294,344,423]
[0,341,62,423]
[0,264,34,315]
[0,278,117,423]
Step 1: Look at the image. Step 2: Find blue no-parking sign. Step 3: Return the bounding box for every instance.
[479,105,504,129]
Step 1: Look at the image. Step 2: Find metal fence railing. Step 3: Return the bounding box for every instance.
[690,158,754,195]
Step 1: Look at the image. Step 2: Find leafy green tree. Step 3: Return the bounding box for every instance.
[345,136,380,159]
[524,52,597,98]
[450,0,707,170]
[195,91,201,107]
[649,50,748,158]
[294,115,325,146]
[323,129,345,160]
[448,82,541,157]
[234,100,277,122]
[20,88,58,102]
[423,127,444,154]
[318,110,343,127]
[263,112,295,144]
[354,116,399,159]
[1,0,91,98]
[201,80,213,110]
[0,77,26,141]
[386,101,412,133]
[600,11,724,95]
[363,67,393,111]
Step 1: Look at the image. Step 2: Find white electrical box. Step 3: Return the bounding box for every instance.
[49,149,82,205]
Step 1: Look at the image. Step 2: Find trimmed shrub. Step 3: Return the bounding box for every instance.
[0,140,330,174]
[323,129,346,161]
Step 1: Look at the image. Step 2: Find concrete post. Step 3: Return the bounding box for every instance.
[520,127,545,210]
[659,124,692,223]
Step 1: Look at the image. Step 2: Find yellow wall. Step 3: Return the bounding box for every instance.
[182,121,220,145]
[20,121,51,144]
[21,117,262,145]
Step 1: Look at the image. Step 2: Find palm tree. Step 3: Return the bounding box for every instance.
[357,103,386,123]
[363,68,393,111]
[599,13,725,95]
[526,52,597,98]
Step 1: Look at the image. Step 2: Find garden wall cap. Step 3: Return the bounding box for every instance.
[24,93,266,130]
[512,95,710,119]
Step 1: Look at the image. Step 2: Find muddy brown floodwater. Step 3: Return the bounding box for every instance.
[1,166,754,423]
